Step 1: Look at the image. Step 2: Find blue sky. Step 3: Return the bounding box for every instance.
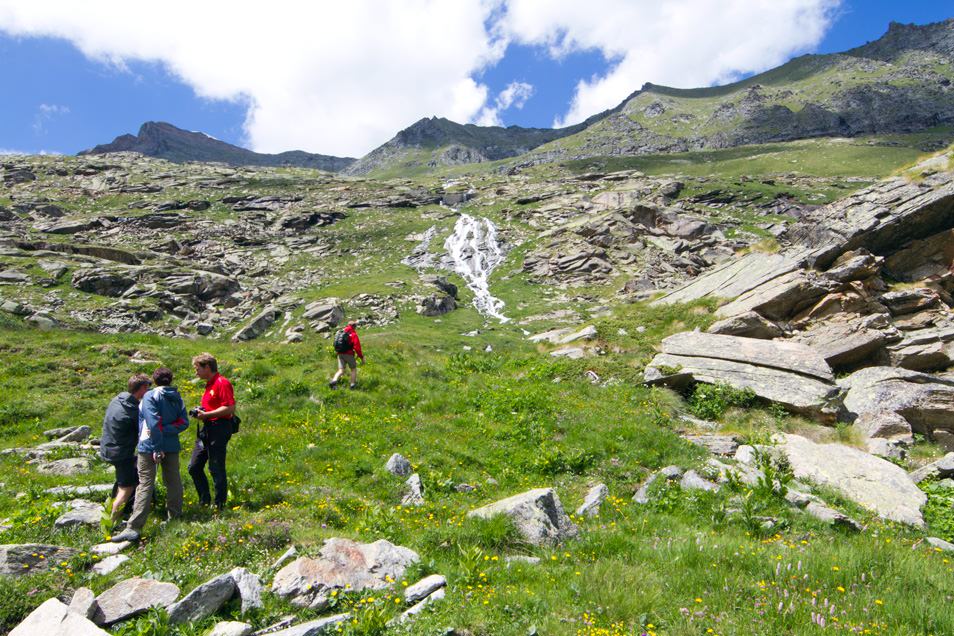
[0,1,951,157]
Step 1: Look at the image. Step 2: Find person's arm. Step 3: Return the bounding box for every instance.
[352,332,364,360]
[171,400,190,434]
[142,394,163,444]
[198,404,235,420]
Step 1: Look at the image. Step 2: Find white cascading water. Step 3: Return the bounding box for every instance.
[443,214,509,322]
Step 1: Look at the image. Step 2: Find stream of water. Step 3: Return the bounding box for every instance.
[443,214,509,322]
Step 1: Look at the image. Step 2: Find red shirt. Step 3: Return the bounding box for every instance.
[201,373,235,421]
[343,325,363,359]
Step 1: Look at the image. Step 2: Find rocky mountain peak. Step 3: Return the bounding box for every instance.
[848,18,954,61]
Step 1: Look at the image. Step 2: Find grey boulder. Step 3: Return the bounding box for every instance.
[840,366,954,436]
[10,598,109,636]
[167,572,236,625]
[232,306,281,342]
[0,544,80,577]
[467,488,578,546]
[92,577,180,625]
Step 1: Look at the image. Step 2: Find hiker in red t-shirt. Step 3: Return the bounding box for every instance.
[330,321,364,390]
[188,353,236,509]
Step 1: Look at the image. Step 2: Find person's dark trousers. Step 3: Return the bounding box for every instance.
[188,422,232,508]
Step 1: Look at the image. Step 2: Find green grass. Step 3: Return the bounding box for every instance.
[1,299,953,635]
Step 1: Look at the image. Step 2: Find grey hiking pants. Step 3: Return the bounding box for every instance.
[127,452,182,531]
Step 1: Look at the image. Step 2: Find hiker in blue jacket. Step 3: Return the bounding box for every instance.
[112,367,190,542]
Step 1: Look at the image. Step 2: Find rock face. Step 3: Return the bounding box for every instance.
[92,577,181,625]
[167,573,236,625]
[777,434,926,526]
[271,539,419,607]
[840,366,954,437]
[10,598,109,636]
[467,488,578,546]
[0,544,79,577]
[645,332,842,421]
[232,306,282,342]
[417,294,456,317]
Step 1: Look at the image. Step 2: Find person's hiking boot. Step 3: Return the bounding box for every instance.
[110,528,140,543]
[349,383,357,390]
[329,379,338,389]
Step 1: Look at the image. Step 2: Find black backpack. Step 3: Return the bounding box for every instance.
[333,329,352,353]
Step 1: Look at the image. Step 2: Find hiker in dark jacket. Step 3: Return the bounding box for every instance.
[111,367,189,543]
[329,321,364,389]
[100,374,152,524]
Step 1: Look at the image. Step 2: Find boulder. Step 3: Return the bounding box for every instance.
[417,294,456,317]
[10,598,109,636]
[232,306,281,342]
[840,366,954,435]
[37,457,92,476]
[575,483,608,517]
[854,410,913,444]
[633,466,684,503]
[272,539,419,607]
[776,434,925,526]
[167,572,236,625]
[91,541,132,556]
[880,288,940,316]
[401,473,425,506]
[71,268,135,297]
[404,574,447,604]
[44,425,91,442]
[680,470,720,492]
[823,250,883,283]
[229,567,263,613]
[385,453,412,477]
[926,537,954,552]
[302,300,344,326]
[716,269,839,321]
[467,488,578,546]
[794,322,886,369]
[654,252,801,306]
[69,587,98,620]
[645,332,842,421]
[550,346,586,359]
[804,501,862,532]
[92,577,180,625]
[45,484,112,498]
[684,434,740,456]
[706,311,783,340]
[394,588,445,624]
[0,544,79,576]
[422,275,458,298]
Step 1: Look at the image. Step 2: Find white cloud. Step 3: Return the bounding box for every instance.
[497,0,841,127]
[0,0,840,154]
[0,0,506,157]
[475,80,535,126]
[32,103,70,133]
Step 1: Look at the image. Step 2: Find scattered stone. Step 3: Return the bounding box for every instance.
[232,306,281,342]
[0,544,79,577]
[467,488,578,546]
[866,437,907,461]
[271,545,297,571]
[504,555,541,566]
[43,425,91,441]
[37,457,92,476]
[45,484,112,498]
[167,572,236,625]
[909,453,954,483]
[230,567,264,613]
[684,434,739,456]
[54,499,102,528]
[401,473,425,506]
[68,587,98,620]
[926,537,954,552]
[91,541,132,556]
[706,311,783,340]
[272,539,419,607]
[394,588,445,624]
[804,501,862,532]
[385,453,412,477]
[10,598,109,636]
[265,613,350,636]
[575,483,608,517]
[404,574,447,604]
[92,577,180,625]
[550,346,586,359]
[633,466,684,503]
[92,555,129,576]
[680,470,720,492]
[302,300,345,326]
[777,434,925,526]
[209,622,254,636]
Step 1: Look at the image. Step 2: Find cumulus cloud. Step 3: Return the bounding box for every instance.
[0,0,840,154]
[498,0,841,127]
[0,0,505,156]
[475,80,535,126]
[32,103,70,134]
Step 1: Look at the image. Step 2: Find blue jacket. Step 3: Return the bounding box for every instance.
[137,386,190,454]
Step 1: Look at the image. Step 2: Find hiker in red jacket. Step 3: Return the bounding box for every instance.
[330,321,364,390]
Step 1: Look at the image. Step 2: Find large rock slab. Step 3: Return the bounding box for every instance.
[777,434,926,526]
[167,572,236,625]
[0,544,79,577]
[54,499,103,528]
[232,306,281,342]
[229,567,263,613]
[654,252,801,306]
[716,269,838,320]
[793,321,886,369]
[267,613,350,636]
[272,539,419,607]
[910,453,954,483]
[645,332,842,421]
[10,598,109,636]
[37,457,92,476]
[840,366,954,435]
[467,488,578,546]
[92,577,180,625]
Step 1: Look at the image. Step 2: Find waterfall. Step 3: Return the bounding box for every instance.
[443,214,509,322]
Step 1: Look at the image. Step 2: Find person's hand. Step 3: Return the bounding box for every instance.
[197,410,209,421]
[152,451,164,463]
[360,357,366,365]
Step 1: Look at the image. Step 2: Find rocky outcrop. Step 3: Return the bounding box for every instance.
[467,488,578,546]
[840,366,954,437]
[776,434,926,526]
[0,544,80,577]
[645,332,842,421]
[232,306,282,342]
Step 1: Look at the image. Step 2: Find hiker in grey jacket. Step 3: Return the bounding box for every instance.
[112,367,190,543]
[99,374,152,524]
